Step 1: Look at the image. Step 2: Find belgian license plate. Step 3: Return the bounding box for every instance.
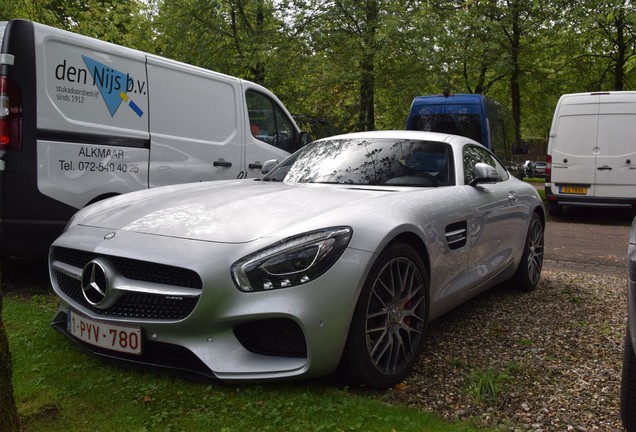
[67,310,142,355]
[560,186,587,195]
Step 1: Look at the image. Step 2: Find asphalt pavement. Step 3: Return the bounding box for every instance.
[544,205,633,276]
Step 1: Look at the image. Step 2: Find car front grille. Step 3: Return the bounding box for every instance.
[52,246,202,320]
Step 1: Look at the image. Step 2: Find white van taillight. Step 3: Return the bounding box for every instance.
[0,75,22,150]
[545,154,552,182]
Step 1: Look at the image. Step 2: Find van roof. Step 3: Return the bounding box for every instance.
[411,94,484,105]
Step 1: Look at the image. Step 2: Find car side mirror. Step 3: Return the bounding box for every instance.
[469,163,500,186]
[261,159,279,175]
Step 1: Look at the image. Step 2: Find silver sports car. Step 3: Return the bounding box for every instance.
[49,130,545,389]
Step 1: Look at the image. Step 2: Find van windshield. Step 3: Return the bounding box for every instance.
[410,113,482,143]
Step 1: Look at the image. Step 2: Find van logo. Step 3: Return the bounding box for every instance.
[81,56,145,118]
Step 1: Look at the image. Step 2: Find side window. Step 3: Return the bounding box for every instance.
[273,104,295,152]
[463,145,509,185]
[246,90,296,152]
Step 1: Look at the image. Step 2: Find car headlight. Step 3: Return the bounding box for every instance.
[231,227,352,292]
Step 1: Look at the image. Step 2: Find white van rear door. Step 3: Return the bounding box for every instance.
[550,94,599,194]
[594,94,636,198]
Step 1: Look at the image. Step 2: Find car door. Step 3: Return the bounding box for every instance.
[461,144,527,290]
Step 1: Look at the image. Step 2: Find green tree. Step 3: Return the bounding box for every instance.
[294,0,411,132]
[582,0,636,90]
[156,0,288,84]
[1,0,155,50]
[423,0,556,146]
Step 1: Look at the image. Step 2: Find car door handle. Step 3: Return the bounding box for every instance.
[213,159,232,167]
[248,162,263,169]
[508,192,519,202]
[597,165,612,171]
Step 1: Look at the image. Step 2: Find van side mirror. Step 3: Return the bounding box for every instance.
[469,163,500,186]
[261,159,279,175]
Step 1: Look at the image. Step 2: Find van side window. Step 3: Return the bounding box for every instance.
[463,145,509,185]
[246,90,296,152]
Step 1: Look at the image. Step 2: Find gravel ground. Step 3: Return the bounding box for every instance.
[1,256,628,430]
[383,260,626,431]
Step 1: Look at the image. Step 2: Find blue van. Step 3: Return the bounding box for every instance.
[406,93,525,162]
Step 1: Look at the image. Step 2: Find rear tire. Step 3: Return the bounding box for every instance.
[338,242,428,389]
[547,201,561,216]
[622,327,636,430]
[513,212,544,291]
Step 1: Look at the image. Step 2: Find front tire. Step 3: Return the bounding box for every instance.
[622,327,636,430]
[513,211,544,291]
[338,242,429,389]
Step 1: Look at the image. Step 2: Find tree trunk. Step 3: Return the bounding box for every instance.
[613,9,626,91]
[357,0,378,131]
[0,260,20,431]
[510,1,522,149]
[253,0,266,85]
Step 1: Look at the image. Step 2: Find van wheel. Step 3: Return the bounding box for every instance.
[547,201,561,216]
[622,327,636,430]
[513,212,544,291]
[338,242,428,389]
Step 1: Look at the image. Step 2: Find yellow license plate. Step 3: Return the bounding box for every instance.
[560,186,587,195]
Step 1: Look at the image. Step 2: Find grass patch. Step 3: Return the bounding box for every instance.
[537,189,546,201]
[4,293,490,432]
[467,368,511,405]
[524,177,544,183]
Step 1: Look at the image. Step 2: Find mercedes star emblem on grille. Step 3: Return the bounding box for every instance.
[81,260,109,306]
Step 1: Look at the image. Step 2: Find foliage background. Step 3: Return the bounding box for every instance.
[2,0,635,142]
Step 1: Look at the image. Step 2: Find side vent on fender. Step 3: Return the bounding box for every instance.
[445,221,467,250]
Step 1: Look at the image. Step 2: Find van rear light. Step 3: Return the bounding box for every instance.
[545,154,552,182]
[0,75,23,151]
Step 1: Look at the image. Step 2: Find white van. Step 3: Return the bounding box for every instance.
[0,19,310,256]
[545,91,636,216]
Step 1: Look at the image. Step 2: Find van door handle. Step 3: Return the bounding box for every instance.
[597,165,612,171]
[248,162,263,169]
[213,159,232,167]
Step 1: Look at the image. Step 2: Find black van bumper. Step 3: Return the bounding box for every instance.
[546,185,636,215]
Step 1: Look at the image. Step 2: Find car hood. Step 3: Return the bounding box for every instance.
[77,180,393,243]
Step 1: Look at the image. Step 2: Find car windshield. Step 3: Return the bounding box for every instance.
[262,137,453,187]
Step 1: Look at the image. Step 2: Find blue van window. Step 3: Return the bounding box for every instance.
[410,110,482,143]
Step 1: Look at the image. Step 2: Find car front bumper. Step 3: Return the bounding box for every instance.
[49,225,374,382]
